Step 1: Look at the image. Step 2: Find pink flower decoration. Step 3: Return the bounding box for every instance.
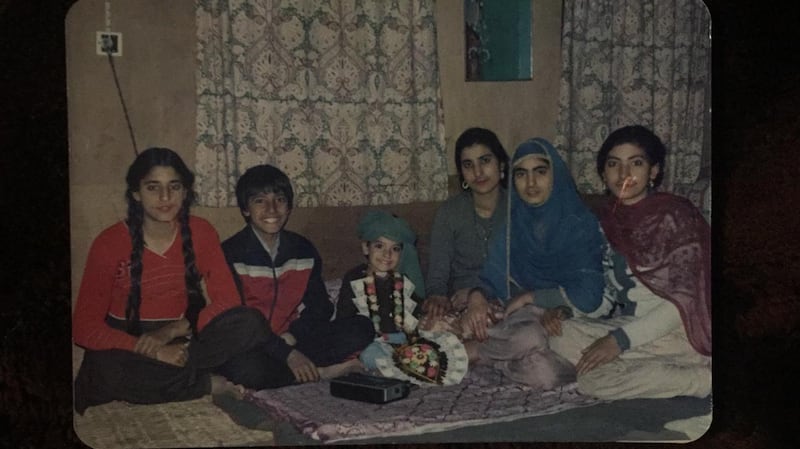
[427,367,437,377]
[394,281,403,290]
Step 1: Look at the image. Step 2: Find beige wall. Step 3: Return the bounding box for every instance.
[66,0,563,302]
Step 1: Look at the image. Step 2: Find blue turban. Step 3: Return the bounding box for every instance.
[357,210,425,297]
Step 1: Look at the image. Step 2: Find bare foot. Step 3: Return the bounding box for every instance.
[318,359,365,379]
[210,374,246,399]
[464,340,481,365]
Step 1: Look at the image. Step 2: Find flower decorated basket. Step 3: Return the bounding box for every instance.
[375,330,468,386]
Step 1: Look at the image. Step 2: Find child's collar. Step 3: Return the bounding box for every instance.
[250,225,281,258]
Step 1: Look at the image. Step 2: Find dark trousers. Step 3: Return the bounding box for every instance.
[74,306,294,414]
[213,314,375,388]
[294,314,375,366]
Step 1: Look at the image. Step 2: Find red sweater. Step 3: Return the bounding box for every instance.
[72,217,242,352]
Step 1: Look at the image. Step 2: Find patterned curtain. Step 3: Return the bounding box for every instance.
[195,0,448,207]
[554,0,711,193]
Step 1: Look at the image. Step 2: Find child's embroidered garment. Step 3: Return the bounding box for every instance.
[351,274,468,386]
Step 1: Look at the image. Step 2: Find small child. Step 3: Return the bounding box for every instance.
[337,210,468,386]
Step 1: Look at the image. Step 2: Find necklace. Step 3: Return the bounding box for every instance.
[471,190,499,260]
[364,271,404,334]
[473,210,493,259]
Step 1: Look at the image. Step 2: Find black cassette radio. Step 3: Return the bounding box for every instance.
[330,373,412,404]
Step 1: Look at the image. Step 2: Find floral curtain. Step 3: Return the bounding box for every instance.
[554,0,711,193]
[195,0,448,207]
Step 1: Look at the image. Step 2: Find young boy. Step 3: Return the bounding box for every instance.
[222,165,373,385]
[337,210,468,386]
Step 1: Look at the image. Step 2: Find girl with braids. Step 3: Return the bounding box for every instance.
[73,147,298,413]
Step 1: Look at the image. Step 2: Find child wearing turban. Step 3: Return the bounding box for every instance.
[337,210,468,386]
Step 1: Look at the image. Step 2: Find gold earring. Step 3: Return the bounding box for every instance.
[649,179,655,189]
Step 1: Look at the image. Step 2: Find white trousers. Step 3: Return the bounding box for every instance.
[548,316,712,399]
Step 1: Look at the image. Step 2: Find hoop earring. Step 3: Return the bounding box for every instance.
[461,181,470,190]
[648,179,655,189]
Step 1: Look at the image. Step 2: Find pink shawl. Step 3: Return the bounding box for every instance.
[600,192,712,356]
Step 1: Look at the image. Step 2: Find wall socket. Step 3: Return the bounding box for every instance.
[96,31,123,56]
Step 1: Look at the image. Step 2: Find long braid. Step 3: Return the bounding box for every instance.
[179,199,205,335]
[125,194,145,336]
[124,146,204,336]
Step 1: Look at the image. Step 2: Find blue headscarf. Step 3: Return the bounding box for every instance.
[479,138,605,313]
[357,210,426,297]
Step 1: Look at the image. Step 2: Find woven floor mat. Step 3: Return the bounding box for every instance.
[73,395,275,448]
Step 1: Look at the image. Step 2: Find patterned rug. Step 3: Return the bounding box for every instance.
[248,365,601,443]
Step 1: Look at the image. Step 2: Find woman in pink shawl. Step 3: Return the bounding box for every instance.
[548,125,711,399]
